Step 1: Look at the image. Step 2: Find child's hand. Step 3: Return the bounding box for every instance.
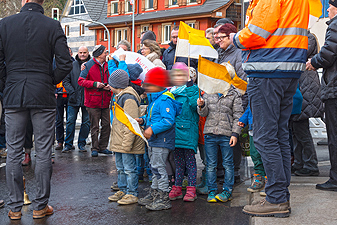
[197,98,205,107]
[81,62,86,71]
[135,118,143,124]
[119,54,126,61]
[229,136,237,147]
[143,127,153,139]
[238,122,245,127]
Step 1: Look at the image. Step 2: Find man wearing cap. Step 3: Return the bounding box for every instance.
[78,45,112,157]
[307,1,337,191]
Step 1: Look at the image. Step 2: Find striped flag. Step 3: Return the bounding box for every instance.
[197,56,247,96]
[176,21,218,59]
[308,0,323,29]
[113,102,148,146]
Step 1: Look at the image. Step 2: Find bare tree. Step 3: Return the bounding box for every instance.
[0,0,21,18]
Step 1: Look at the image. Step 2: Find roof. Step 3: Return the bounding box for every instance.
[87,0,232,27]
[82,0,107,21]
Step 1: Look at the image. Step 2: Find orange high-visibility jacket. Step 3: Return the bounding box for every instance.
[56,81,67,98]
[233,0,310,78]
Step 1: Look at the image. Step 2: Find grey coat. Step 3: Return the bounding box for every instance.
[311,16,337,101]
[292,32,324,121]
[198,88,243,137]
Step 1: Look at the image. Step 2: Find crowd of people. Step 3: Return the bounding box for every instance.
[1,0,337,221]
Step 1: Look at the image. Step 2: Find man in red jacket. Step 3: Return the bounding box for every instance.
[78,45,112,157]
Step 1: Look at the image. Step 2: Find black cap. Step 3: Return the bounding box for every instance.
[330,0,337,8]
[216,18,234,25]
[92,45,106,58]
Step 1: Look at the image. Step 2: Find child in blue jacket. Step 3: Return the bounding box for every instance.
[136,67,182,211]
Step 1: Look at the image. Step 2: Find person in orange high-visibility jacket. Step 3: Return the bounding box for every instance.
[231,0,310,218]
[55,81,68,150]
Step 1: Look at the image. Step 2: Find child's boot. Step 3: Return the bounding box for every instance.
[138,188,157,206]
[146,189,172,211]
[196,169,206,189]
[169,185,183,200]
[197,172,208,195]
[247,174,265,193]
[183,186,197,202]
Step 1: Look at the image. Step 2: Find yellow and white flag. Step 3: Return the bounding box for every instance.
[198,56,247,95]
[113,103,148,146]
[308,0,323,29]
[176,21,218,59]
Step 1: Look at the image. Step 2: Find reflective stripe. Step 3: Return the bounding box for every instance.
[242,62,306,72]
[272,27,308,36]
[234,31,245,49]
[248,24,271,39]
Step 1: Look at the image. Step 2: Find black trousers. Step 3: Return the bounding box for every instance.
[325,98,337,184]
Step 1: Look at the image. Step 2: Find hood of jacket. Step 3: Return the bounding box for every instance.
[146,52,161,62]
[116,86,141,104]
[75,54,91,65]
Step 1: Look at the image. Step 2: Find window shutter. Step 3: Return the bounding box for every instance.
[99,30,103,41]
[107,2,111,16]
[149,24,153,31]
[195,21,200,30]
[137,26,141,38]
[165,0,169,8]
[197,0,201,3]
[141,0,145,11]
[154,0,158,9]
[182,0,187,6]
[127,28,131,42]
[118,1,122,14]
[178,0,182,6]
[121,1,125,14]
[157,25,162,43]
[111,29,115,47]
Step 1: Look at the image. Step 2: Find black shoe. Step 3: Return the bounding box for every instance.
[316,180,337,191]
[71,145,75,150]
[294,168,319,176]
[291,166,298,174]
[55,143,63,150]
[234,175,241,184]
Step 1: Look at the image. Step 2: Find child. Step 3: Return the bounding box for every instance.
[197,87,243,203]
[168,63,199,202]
[107,69,145,205]
[136,67,182,211]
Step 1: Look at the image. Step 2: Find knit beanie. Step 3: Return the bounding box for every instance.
[127,64,143,81]
[216,18,234,25]
[172,62,189,73]
[109,69,129,89]
[144,67,169,88]
[93,45,105,57]
[141,31,157,44]
[330,0,337,8]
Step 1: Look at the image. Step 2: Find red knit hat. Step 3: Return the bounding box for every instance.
[144,67,169,87]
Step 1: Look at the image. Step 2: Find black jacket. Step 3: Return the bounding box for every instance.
[63,54,91,107]
[0,3,72,109]
[162,41,198,70]
[311,16,337,101]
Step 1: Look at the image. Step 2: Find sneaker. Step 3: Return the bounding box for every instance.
[242,198,290,217]
[79,145,87,152]
[294,168,319,176]
[111,182,119,191]
[146,190,172,211]
[117,194,138,205]
[108,191,125,202]
[247,174,265,193]
[215,190,231,202]
[207,191,217,203]
[62,146,72,153]
[91,150,98,157]
[0,148,7,158]
[183,186,197,202]
[22,153,31,166]
[99,149,112,154]
[169,185,183,200]
[55,143,63,150]
[138,188,157,206]
[197,185,209,195]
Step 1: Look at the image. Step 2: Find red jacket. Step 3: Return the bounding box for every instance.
[78,58,111,108]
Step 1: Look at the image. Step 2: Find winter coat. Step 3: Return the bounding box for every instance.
[140,89,182,150]
[234,0,309,79]
[171,84,199,153]
[239,105,253,131]
[109,87,145,154]
[292,32,324,120]
[63,54,91,107]
[0,3,72,109]
[162,41,198,70]
[198,89,243,138]
[146,52,166,69]
[78,58,112,109]
[311,16,337,101]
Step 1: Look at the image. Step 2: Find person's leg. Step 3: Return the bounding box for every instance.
[136,154,145,181]
[98,108,111,151]
[249,135,266,176]
[86,108,100,152]
[184,149,197,187]
[64,106,79,149]
[233,139,242,181]
[151,147,170,192]
[5,109,29,212]
[115,152,127,193]
[198,143,206,167]
[165,151,176,185]
[216,147,224,177]
[122,153,138,196]
[22,117,34,165]
[78,106,90,148]
[173,148,185,186]
[149,147,159,190]
[144,146,152,179]
[55,97,66,145]
[219,135,234,193]
[204,135,218,192]
[290,120,304,170]
[30,108,56,210]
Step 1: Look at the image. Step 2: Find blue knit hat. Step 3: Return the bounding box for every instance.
[109,69,129,89]
[127,64,143,81]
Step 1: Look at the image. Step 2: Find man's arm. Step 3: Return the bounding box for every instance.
[62,69,75,95]
[0,26,6,93]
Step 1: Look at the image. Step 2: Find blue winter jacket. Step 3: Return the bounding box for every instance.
[171,84,199,153]
[141,89,182,150]
[239,104,253,131]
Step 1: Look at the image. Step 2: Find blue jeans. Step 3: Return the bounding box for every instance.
[115,152,138,196]
[248,77,298,204]
[205,134,234,193]
[136,146,152,178]
[64,106,90,148]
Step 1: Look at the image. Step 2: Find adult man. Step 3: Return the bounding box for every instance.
[78,45,112,157]
[62,46,91,153]
[307,1,337,191]
[232,0,309,217]
[205,28,215,47]
[0,0,72,220]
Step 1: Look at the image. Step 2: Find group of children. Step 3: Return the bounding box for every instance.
[105,55,260,211]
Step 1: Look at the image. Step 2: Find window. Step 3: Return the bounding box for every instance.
[68,0,86,15]
[64,25,69,36]
[115,28,128,45]
[163,24,172,43]
[146,0,154,9]
[125,0,133,13]
[187,23,195,28]
[170,0,178,6]
[79,23,85,36]
[110,0,118,15]
[188,0,197,3]
[103,30,108,41]
[142,25,149,32]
